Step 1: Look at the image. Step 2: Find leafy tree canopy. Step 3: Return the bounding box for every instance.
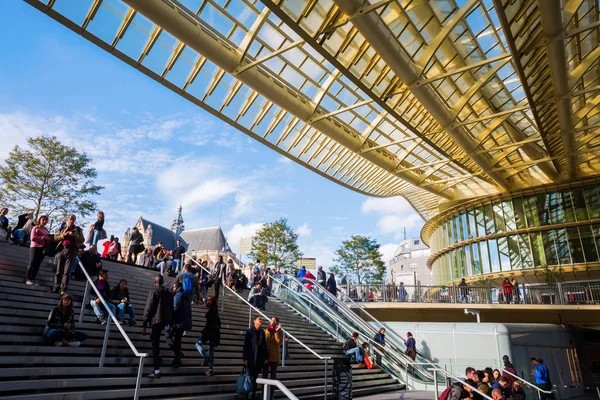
[331,235,385,284]
[0,136,103,222]
[249,218,303,272]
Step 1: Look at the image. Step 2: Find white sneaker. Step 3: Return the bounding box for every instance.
[25,280,34,285]
[54,341,63,347]
[68,341,81,347]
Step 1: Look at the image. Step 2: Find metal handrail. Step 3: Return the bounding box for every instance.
[184,254,331,399]
[428,368,494,400]
[502,368,554,395]
[257,378,299,400]
[271,274,438,389]
[76,260,146,400]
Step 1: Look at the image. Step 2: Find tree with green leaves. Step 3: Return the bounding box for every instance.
[331,235,385,284]
[0,136,103,221]
[249,218,303,272]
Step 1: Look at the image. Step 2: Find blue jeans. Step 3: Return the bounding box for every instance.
[90,299,116,321]
[171,259,181,273]
[44,329,88,344]
[92,230,101,246]
[196,336,216,369]
[116,302,135,321]
[12,229,25,243]
[346,347,363,362]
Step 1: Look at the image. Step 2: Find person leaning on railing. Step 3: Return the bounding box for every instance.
[43,292,87,347]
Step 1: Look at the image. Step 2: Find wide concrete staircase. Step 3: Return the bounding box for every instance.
[0,243,404,399]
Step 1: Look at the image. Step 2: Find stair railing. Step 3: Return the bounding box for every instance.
[427,368,494,400]
[184,254,332,399]
[501,368,558,399]
[257,378,299,400]
[76,260,147,400]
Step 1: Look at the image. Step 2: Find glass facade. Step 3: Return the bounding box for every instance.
[429,183,600,284]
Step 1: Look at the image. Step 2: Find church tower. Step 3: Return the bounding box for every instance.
[171,205,185,237]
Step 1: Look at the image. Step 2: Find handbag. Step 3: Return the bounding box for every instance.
[235,366,253,395]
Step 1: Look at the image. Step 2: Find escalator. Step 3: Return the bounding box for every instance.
[269,274,446,390]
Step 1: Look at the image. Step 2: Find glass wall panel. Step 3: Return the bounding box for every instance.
[464,244,473,276]
[512,197,527,229]
[529,232,546,267]
[524,194,548,226]
[493,203,506,232]
[489,239,501,272]
[449,219,455,245]
[502,200,516,231]
[507,235,522,269]
[458,247,466,278]
[467,209,477,239]
[475,207,485,237]
[479,240,491,274]
[483,204,495,235]
[543,231,559,266]
[461,213,469,242]
[580,225,599,263]
[471,242,482,275]
[451,249,459,280]
[572,187,589,222]
[561,190,576,223]
[548,192,565,224]
[555,229,572,265]
[497,237,511,271]
[584,184,600,219]
[518,234,535,269]
[567,227,584,263]
[457,214,465,242]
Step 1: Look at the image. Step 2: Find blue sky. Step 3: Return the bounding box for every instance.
[0,1,425,268]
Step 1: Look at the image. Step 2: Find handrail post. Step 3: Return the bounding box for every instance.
[433,369,439,399]
[282,331,286,367]
[248,306,252,328]
[309,302,312,323]
[99,317,111,367]
[324,359,328,400]
[134,356,145,400]
[221,276,225,313]
[79,280,90,324]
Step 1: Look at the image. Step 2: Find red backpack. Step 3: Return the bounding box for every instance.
[438,386,453,400]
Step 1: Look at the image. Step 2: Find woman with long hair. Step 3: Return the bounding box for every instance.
[26,215,51,285]
[196,294,221,376]
[43,293,87,347]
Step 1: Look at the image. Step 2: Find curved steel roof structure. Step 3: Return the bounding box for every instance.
[25,0,600,220]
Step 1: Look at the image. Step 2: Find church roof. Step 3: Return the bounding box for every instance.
[140,217,178,249]
[180,227,230,253]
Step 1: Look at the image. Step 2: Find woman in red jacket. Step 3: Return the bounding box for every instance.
[501,278,514,304]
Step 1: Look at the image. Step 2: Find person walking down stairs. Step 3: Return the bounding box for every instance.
[243,316,268,400]
[142,275,173,379]
[168,279,192,369]
[43,292,87,347]
[263,317,283,400]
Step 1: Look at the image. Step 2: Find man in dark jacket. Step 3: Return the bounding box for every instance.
[168,280,192,368]
[127,227,144,264]
[170,240,186,275]
[142,275,173,379]
[52,214,84,294]
[212,255,227,301]
[243,316,268,400]
[316,266,326,286]
[343,332,363,363]
[78,244,102,279]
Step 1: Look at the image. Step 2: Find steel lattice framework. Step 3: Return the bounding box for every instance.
[24,0,600,221]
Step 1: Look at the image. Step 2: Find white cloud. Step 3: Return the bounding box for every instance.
[378,242,399,265]
[296,223,311,237]
[226,222,264,256]
[277,156,292,164]
[361,196,424,240]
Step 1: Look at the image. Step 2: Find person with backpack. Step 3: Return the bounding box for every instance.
[142,275,173,379]
[172,264,201,306]
[439,380,475,400]
[196,294,221,376]
[254,259,265,278]
[169,279,192,368]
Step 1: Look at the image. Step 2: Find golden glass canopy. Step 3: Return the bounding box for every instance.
[25,0,600,220]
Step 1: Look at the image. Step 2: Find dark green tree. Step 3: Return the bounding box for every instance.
[331,235,385,284]
[249,218,303,272]
[0,136,103,221]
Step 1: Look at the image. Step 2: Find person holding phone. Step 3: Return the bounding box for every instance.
[263,317,283,400]
[111,279,136,326]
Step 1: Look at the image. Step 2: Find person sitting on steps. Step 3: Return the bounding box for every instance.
[343,332,364,365]
[43,292,87,347]
[248,282,268,310]
[90,270,116,325]
[110,279,136,326]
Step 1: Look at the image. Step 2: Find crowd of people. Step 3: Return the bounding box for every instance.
[0,207,557,400]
